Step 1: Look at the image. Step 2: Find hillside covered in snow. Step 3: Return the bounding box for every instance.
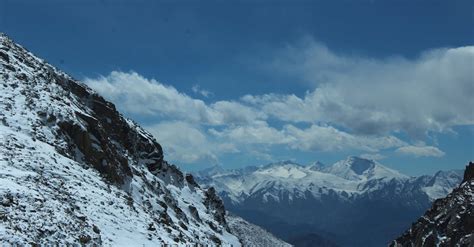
[0,33,289,246]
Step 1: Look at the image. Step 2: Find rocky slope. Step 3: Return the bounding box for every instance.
[227,213,292,247]
[195,157,463,246]
[0,33,287,246]
[391,162,474,246]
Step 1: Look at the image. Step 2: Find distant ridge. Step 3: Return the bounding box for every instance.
[195,157,464,246]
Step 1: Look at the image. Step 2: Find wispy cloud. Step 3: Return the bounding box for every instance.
[145,121,238,164]
[192,84,213,98]
[360,153,386,161]
[396,145,445,158]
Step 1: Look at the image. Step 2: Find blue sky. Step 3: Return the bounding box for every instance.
[1,0,473,175]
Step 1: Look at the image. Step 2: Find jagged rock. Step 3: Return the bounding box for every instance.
[391,161,474,246]
[159,212,173,226]
[147,223,156,231]
[204,187,227,226]
[188,205,201,222]
[92,225,100,234]
[78,234,91,244]
[1,194,14,207]
[0,51,9,62]
[185,174,200,188]
[463,161,474,183]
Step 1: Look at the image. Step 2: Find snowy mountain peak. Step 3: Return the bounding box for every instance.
[260,160,302,169]
[324,156,407,181]
[345,156,375,174]
[307,161,325,171]
[255,162,308,179]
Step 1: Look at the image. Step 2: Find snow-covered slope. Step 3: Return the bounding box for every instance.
[391,162,474,246]
[227,213,292,247]
[0,33,280,246]
[415,169,464,200]
[0,125,241,245]
[195,157,463,246]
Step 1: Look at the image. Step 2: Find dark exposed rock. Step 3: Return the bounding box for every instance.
[57,119,130,185]
[188,205,201,222]
[76,214,87,221]
[159,212,173,226]
[147,223,156,231]
[3,64,15,72]
[179,221,188,231]
[391,162,474,247]
[463,161,474,183]
[0,51,9,62]
[43,72,165,185]
[1,193,14,207]
[173,206,189,224]
[185,174,200,188]
[66,81,163,180]
[204,187,227,226]
[210,235,222,245]
[78,234,91,244]
[92,225,100,234]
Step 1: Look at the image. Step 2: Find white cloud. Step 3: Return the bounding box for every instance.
[146,121,238,164]
[211,101,266,125]
[395,145,445,158]
[210,123,405,153]
[210,121,288,145]
[85,71,218,123]
[84,71,263,126]
[82,39,470,165]
[192,84,213,98]
[282,124,405,152]
[256,40,474,136]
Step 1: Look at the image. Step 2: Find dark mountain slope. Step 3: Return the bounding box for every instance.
[391,162,474,246]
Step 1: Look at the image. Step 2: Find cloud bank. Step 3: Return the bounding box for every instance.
[258,40,474,136]
[84,40,473,165]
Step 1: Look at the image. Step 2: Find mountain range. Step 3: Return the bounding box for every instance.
[195,157,463,246]
[0,33,288,246]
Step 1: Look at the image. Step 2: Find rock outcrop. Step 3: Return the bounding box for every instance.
[390,162,474,246]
